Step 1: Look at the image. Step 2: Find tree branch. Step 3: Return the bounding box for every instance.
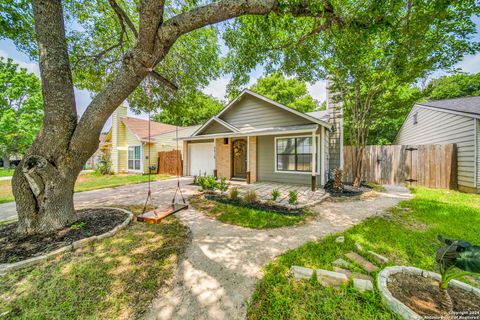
[108,0,138,38]
[148,70,178,91]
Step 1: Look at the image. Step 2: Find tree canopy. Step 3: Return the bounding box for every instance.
[153,90,223,126]
[424,72,480,100]
[0,57,43,166]
[250,73,320,112]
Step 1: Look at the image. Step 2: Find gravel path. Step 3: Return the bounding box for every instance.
[145,185,412,320]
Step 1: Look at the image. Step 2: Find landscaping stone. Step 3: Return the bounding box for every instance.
[353,278,374,293]
[335,236,345,243]
[332,258,351,269]
[368,250,389,264]
[316,268,349,287]
[334,267,373,281]
[354,242,364,252]
[345,252,379,273]
[291,266,313,280]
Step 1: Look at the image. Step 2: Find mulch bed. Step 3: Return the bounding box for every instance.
[324,181,373,197]
[0,208,128,263]
[388,273,480,317]
[204,194,307,216]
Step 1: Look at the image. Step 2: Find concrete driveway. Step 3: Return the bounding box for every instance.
[0,177,196,221]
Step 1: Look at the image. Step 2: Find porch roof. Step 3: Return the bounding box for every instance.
[181,123,320,141]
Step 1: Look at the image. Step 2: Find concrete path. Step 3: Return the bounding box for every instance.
[145,185,412,320]
[0,177,197,221]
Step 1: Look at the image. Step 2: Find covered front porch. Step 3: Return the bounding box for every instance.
[183,123,329,191]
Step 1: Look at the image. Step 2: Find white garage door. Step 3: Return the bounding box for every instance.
[189,142,215,176]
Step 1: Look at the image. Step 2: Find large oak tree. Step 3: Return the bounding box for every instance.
[2,0,361,235]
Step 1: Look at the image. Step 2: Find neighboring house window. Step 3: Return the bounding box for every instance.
[128,146,141,171]
[276,137,312,172]
[413,111,418,125]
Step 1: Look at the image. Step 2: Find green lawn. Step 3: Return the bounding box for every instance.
[0,168,14,177]
[190,196,311,229]
[0,173,172,204]
[248,188,480,319]
[0,205,189,319]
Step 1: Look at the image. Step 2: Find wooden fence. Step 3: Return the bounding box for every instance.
[158,150,182,176]
[343,144,457,189]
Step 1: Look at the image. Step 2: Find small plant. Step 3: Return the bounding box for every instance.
[436,235,480,314]
[271,189,280,201]
[229,187,239,201]
[196,175,218,192]
[243,190,258,204]
[218,177,229,193]
[95,150,112,175]
[333,168,343,192]
[70,221,86,230]
[288,190,298,205]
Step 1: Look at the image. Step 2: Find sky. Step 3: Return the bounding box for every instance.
[1,17,479,129]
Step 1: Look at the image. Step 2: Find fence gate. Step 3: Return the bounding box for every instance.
[343,144,457,189]
[158,150,183,176]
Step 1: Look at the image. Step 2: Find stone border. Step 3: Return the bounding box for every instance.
[377,266,480,320]
[0,207,133,277]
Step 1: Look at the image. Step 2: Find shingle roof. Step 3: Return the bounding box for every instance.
[120,117,177,140]
[418,96,480,116]
[306,110,328,121]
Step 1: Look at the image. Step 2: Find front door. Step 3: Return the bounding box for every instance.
[232,139,247,179]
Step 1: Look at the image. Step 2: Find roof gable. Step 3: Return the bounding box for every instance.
[417,96,480,117]
[120,117,177,140]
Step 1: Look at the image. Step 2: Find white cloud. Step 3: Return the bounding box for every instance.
[0,49,40,76]
[455,53,480,74]
[307,80,327,102]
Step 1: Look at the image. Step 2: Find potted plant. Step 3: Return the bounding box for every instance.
[436,235,480,315]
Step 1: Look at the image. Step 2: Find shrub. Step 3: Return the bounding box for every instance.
[271,189,280,201]
[196,175,217,191]
[218,177,229,193]
[229,187,239,201]
[243,190,258,204]
[288,190,298,205]
[95,150,112,175]
[333,168,343,192]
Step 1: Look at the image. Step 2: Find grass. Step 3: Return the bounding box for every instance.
[189,196,310,229]
[0,205,189,319]
[247,188,480,320]
[0,168,14,177]
[0,172,172,204]
[363,182,387,192]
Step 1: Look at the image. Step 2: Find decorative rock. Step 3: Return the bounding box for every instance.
[333,267,352,278]
[335,236,345,243]
[334,267,374,281]
[353,278,374,293]
[1,255,48,273]
[332,258,350,269]
[354,242,364,252]
[368,251,389,264]
[345,252,379,273]
[291,266,313,280]
[316,269,349,287]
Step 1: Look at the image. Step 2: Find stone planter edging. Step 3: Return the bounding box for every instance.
[0,207,133,277]
[377,266,480,320]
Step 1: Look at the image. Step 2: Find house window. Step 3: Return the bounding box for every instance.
[413,112,418,125]
[128,146,141,171]
[276,137,312,172]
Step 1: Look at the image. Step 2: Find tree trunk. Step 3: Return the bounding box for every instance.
[12,154,81,234]
[352,146,364,187]
[2,154,10,169]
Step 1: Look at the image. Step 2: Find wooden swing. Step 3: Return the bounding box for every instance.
[137,114,188,224]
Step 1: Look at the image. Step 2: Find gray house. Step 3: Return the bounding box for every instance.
[396,96,480,193]
[182,89,343,190]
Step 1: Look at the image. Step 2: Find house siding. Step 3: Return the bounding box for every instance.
[200,121,232,135]
[257,134,322,186]
[396,104,476,189]
[476,119,480,190]
[220,95,311,131]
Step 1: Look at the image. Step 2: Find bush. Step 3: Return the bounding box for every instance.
[218,177,229,193]
[288,190,298,205]
[271,189,280,201]
[243,190,258,204]
[229,187,239,201]
[333,168,344,192]
[94,150,112,175]
[196,175,218,191]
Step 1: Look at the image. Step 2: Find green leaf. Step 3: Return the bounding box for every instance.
[455,246,480,273]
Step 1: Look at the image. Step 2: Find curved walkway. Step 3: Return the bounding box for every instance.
[145,186,412,320]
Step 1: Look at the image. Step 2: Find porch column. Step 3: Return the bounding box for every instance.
[246,136,251,183]
[320,126,325,186]
[311,130,317,191]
